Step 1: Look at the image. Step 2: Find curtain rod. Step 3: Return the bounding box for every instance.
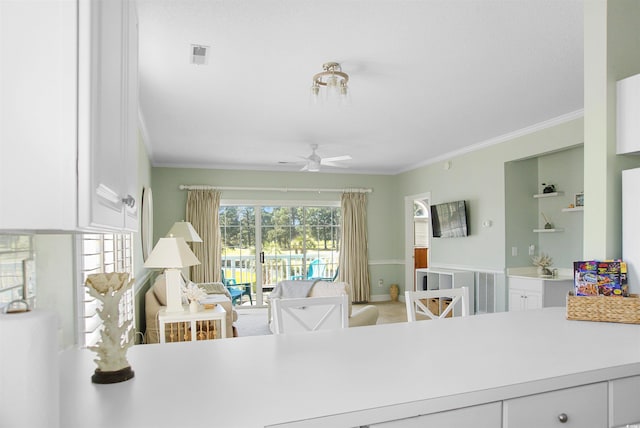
[178,185,372,193]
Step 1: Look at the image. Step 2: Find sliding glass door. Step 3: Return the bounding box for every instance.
[219,203,340,307]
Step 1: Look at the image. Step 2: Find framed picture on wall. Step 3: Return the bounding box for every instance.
[575,193,584,207]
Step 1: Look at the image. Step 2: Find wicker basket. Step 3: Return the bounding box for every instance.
[566,292,640,324]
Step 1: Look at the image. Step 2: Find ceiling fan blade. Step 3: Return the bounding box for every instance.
[322,155,352,163]
[321,161,348,168]
[300,164,309,171]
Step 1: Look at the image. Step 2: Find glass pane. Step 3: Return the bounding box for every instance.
[221,204,341,306]
[220,206,256,295]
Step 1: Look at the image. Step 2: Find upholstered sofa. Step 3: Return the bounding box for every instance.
[268,280,379,332]
[145,274,238,343]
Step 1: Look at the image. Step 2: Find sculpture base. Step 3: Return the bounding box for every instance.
[92,366,135,384]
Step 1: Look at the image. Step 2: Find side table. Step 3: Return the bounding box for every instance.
[158,304,227,343]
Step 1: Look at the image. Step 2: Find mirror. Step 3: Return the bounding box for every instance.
[141,187,153,261]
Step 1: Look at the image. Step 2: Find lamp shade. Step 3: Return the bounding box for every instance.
[143,237,201,269]
[166,221,202,243]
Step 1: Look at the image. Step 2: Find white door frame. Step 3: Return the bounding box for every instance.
[404,192,431,295]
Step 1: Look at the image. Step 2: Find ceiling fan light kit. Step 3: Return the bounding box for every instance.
[311,62,349,100]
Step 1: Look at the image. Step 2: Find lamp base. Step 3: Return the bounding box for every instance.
[165,268,185,313]
[91,366,135,384]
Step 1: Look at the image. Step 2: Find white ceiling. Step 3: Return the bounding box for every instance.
[136,0,584,175]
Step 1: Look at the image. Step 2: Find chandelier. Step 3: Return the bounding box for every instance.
[311,62,349,99]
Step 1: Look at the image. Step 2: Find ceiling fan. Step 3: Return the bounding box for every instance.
[299,144,352,172]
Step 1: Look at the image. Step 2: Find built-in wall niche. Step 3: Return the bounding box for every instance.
[533,191,564,232]
[504,145,584,270]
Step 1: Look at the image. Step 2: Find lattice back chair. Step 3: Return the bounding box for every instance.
[271,294,349,334]
[405,287,470,322]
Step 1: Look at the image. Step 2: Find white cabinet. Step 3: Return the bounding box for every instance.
[508,277,543,311]
[504,383,607,428]
[610,375,640,427]
[415,268,475,314]
[617,73,640,154]
[623,168,640,296]
[0,0,138,232]
[508,277,573,311]
[368,402,501,427]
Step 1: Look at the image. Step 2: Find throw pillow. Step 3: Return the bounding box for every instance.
[309,281,352,317]
[199,282,232,299]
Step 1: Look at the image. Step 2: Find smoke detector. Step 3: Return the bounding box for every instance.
[190,44,209,65]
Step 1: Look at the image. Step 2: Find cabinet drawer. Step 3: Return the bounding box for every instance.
[610,375,640,427]
[369,402,501,427]
[504,383,607,428]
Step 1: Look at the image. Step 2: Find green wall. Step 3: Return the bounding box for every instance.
[150,117,587,297]
[150,168,403,298]
[396,118,585,272]
[146,0,640,301]
[505,157,538,268]
[583,1,640,261]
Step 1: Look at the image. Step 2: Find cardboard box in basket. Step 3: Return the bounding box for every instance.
[573,260,628,297]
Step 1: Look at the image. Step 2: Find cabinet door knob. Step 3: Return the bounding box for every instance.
[558,413,568,423]
[122,195,136,208]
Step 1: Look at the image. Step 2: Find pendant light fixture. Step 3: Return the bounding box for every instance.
[311,62,349,101]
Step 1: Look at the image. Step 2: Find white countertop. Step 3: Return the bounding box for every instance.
[507,266,573,281]
[508,273,574,281]
[60,308,640,428]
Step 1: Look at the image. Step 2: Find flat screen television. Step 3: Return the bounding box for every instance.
[430,200,469,238]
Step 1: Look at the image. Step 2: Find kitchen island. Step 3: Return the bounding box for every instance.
[60,308,640,427]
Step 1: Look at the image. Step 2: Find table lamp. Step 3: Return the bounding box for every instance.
[143,236,201,312]
[166,221,202,243]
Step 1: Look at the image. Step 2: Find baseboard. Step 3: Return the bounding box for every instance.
[369,294,405,303]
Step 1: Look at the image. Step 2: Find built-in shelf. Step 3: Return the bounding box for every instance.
[533,191,564,198]
[533,228,564,233]
[562,207,584,212]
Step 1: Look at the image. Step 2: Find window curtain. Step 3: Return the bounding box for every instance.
[338,192,370,303]
[186,189,222,283]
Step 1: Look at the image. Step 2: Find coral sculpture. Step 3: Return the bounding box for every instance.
[85,272,135,383]
[181,281,207,303]
[532,253,553,276]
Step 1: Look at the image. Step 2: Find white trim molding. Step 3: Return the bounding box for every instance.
[368,259,405,265]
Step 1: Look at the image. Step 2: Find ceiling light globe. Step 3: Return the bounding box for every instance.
[326,75,339,87]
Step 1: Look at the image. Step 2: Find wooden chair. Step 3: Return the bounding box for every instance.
[221,269,252,305]
[405,287,470,322]
[271,295,349,334]
[290,259,338,281]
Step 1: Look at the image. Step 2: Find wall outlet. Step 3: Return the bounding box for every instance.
[378,279,384,287]
[511,246,518,257]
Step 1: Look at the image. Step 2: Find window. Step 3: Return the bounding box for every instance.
[77,233,133,347]
[219,204,341,306]
[0,234,34,309]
